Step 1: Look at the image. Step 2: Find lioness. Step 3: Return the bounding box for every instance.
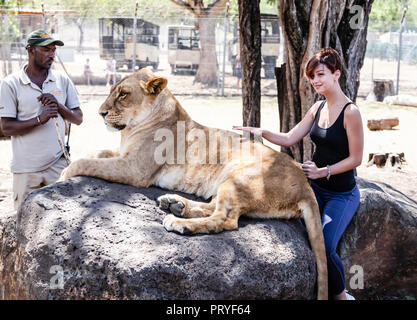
[60,68,328,300]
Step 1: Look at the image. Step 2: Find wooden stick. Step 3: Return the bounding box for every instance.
[53,118,71,165]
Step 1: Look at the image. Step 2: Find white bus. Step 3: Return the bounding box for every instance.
[168,25,200,74]
[229,14,280,79]
[99,17,160,71]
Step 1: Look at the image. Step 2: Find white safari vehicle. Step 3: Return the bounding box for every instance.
[99,17,160,71]
[168,25,200,74]
[229,14,280,79]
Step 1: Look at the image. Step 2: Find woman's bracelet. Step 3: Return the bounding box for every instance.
[326,165,331,180]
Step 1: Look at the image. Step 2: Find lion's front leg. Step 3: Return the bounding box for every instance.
[162,183,240,235]
[157,194,216,218]
[58,158,145,186]
[163,211,239,235]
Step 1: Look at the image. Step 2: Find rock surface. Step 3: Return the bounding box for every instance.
[1,176,316,300]
[383,94,417,107]
[1,176,416,300]
[340,178,417,299]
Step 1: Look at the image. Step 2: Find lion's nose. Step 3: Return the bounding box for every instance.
[100,111,108,118]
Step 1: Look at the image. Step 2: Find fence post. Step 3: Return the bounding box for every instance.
[396,7,407,95]
[221,1,230,97]
[132,1,138,72]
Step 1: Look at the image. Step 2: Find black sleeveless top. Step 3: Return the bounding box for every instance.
[309,101,356,192]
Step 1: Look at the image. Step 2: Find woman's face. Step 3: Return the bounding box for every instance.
[309,63,340,94]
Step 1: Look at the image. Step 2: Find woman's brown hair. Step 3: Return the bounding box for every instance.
[305,47,342,79]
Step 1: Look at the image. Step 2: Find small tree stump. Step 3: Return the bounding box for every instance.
[367,152,405,168]
[366,79,394,102]
[367,118,399,131]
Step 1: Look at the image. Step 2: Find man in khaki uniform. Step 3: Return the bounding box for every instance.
[0,29,83,210]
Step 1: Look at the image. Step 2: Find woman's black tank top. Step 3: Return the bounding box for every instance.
[309,101,356,192]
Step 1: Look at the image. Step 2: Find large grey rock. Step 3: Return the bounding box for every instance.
[0,176,316,300]
[339,178,417,299]
[1,176,416,300]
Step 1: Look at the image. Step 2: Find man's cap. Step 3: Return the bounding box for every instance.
[26,29,64,48]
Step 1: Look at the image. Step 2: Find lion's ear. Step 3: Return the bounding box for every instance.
[140,77,167,95]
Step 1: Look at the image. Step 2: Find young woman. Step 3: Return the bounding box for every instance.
[233,47,364,300]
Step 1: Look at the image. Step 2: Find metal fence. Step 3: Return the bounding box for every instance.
[1,4,417,98]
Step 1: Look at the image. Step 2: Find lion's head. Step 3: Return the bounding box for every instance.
[99,68,168,131]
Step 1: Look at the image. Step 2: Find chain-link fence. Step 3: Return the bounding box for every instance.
[1,3,417,98]
[0,3,278,98]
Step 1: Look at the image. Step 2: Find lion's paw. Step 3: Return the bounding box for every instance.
[157,194,185,217]
[162,214,176,231]
[88,149,116,159]
[162,214,192,235]
[58,166,70,182]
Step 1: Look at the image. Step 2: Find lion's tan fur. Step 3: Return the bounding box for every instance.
[60,69,328,300]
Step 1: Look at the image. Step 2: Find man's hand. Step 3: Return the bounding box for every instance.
[37,93,58,106]
[39,101,59,124]
[37,93,83,126]
[38,93,59,124]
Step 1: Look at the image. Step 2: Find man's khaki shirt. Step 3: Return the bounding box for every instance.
[0,64,80,173]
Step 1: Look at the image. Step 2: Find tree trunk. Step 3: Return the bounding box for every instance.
[195,15,218,86]
[277,0,374,162]
[366,79,394,102]
[77,24,84,53]
[238,0,262,127]
[170,0,228,87]
[76,17,85,53]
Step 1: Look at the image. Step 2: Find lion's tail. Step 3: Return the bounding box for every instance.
[299,198,328,300]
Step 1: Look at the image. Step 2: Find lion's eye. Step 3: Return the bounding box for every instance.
[119,92,128,99]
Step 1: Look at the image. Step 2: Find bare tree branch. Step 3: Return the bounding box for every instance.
[207,0,228,17]
[170,0,196,14]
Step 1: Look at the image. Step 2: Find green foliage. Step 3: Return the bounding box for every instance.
[369,0,417,32]
[1,0,277,23]
[260,0,277,14]
[0,0,190,23]
[227,0,277,23]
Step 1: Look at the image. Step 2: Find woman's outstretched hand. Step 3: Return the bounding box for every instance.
[232,126,263,137]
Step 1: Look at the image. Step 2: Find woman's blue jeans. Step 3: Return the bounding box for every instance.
[310,181,360,297]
